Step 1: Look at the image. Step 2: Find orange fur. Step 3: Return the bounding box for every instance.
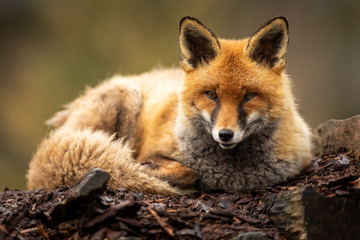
[27,16,312,194]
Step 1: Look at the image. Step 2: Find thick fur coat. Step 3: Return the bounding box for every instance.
[27,16,312,195]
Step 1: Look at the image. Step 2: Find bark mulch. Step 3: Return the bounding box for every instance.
[1,150,359,240]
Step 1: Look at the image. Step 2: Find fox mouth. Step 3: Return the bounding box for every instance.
[212,128,243,150]
[219,143,237,150]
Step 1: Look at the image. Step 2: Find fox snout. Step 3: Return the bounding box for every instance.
[218,129,233,142]
[212,127,244,150]
[200,105,249,150]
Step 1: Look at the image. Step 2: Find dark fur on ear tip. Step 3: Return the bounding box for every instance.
[179,16,220,69]
[259,16,288,32]
[179,16,200,30]
[179,16,218,40]
[247,16,289,68]
[248,16,289,46]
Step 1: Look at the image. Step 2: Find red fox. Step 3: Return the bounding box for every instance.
[27,16,312,195]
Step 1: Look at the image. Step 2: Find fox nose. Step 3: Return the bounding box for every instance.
[218,129,234,142]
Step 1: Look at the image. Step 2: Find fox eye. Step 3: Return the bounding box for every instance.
[243,92,257,102]
[206,91,217,100]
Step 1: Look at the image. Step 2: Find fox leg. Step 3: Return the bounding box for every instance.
[140,157,198,189]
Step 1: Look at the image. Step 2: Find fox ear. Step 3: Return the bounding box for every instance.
[179,16,221,72]
[246,17,289,71]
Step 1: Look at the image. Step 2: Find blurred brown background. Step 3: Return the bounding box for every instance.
[1,0,359,189]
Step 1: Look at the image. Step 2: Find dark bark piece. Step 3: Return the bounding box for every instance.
[236,214,261,224]
[85,200,140,228]
[265,186,360,240]
[0,209,29,233]
[48,167,110,222]
[313,115,360,160]
[67,167,111,202]
[232,231,268,240]
[176,226,203,239]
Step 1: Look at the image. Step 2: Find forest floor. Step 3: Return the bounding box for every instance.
[1,150,359,240]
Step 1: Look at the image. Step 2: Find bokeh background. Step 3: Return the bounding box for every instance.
[1,0,359,189]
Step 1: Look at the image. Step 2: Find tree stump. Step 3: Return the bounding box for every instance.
[265,186,360,240]
[313,115,360,160]
[265,115,360,239]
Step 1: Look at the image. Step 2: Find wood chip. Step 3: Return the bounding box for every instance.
[37,224,50,240]
[0,225,9,234]
[147,206,175,237]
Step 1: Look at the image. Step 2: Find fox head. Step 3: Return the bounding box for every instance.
[178,16,290,150]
